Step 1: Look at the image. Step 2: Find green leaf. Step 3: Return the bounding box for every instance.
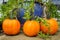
[23,1,34,20]
[38,31,49,39]
[45,0,60,18]
[0,0,22,22]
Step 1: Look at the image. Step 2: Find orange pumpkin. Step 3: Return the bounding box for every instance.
[2,19,20,35]
[23,20,40,36]
[41,18,58,35]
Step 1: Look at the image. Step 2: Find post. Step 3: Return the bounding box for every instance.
[3,0,4,4]
[43,4,47,18]
[3,0,7,4]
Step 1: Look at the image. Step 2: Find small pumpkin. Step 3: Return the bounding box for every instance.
[2,19,20,35]
[41,18,58,35]
[23,20,40,36]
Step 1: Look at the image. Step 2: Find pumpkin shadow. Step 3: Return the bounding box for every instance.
[49,30,60,36]
[0,23,2,30]
[23,33,37,37]
[0,23,3,36]
[22,31,37,37]
[0,30,4,36]
[3,29,23,36]
[4,32,20,36]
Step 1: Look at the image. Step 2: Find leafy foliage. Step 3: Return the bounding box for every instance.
[23,0,34,20]
[0,0,20,22]
[45,0,60,18]
[36,0,60,18]
[38,31,50,40]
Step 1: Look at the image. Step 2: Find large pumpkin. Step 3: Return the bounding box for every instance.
[17,2,43,24]
[41,18,58,35]
[23,20,40,36]
[2,19,20,35]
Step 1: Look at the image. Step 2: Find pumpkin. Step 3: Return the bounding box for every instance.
[41,18,58,35]
[17,2,43,24]
[23,20,40,36]
[2,19,20,35]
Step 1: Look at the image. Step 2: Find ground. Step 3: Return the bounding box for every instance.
[0,22,60,40]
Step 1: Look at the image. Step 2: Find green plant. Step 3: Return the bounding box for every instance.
[0,0,21,22]
[45,0,60,18]
[38,0,60,18]
[23,0,34,20]
[38,31,50,40]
